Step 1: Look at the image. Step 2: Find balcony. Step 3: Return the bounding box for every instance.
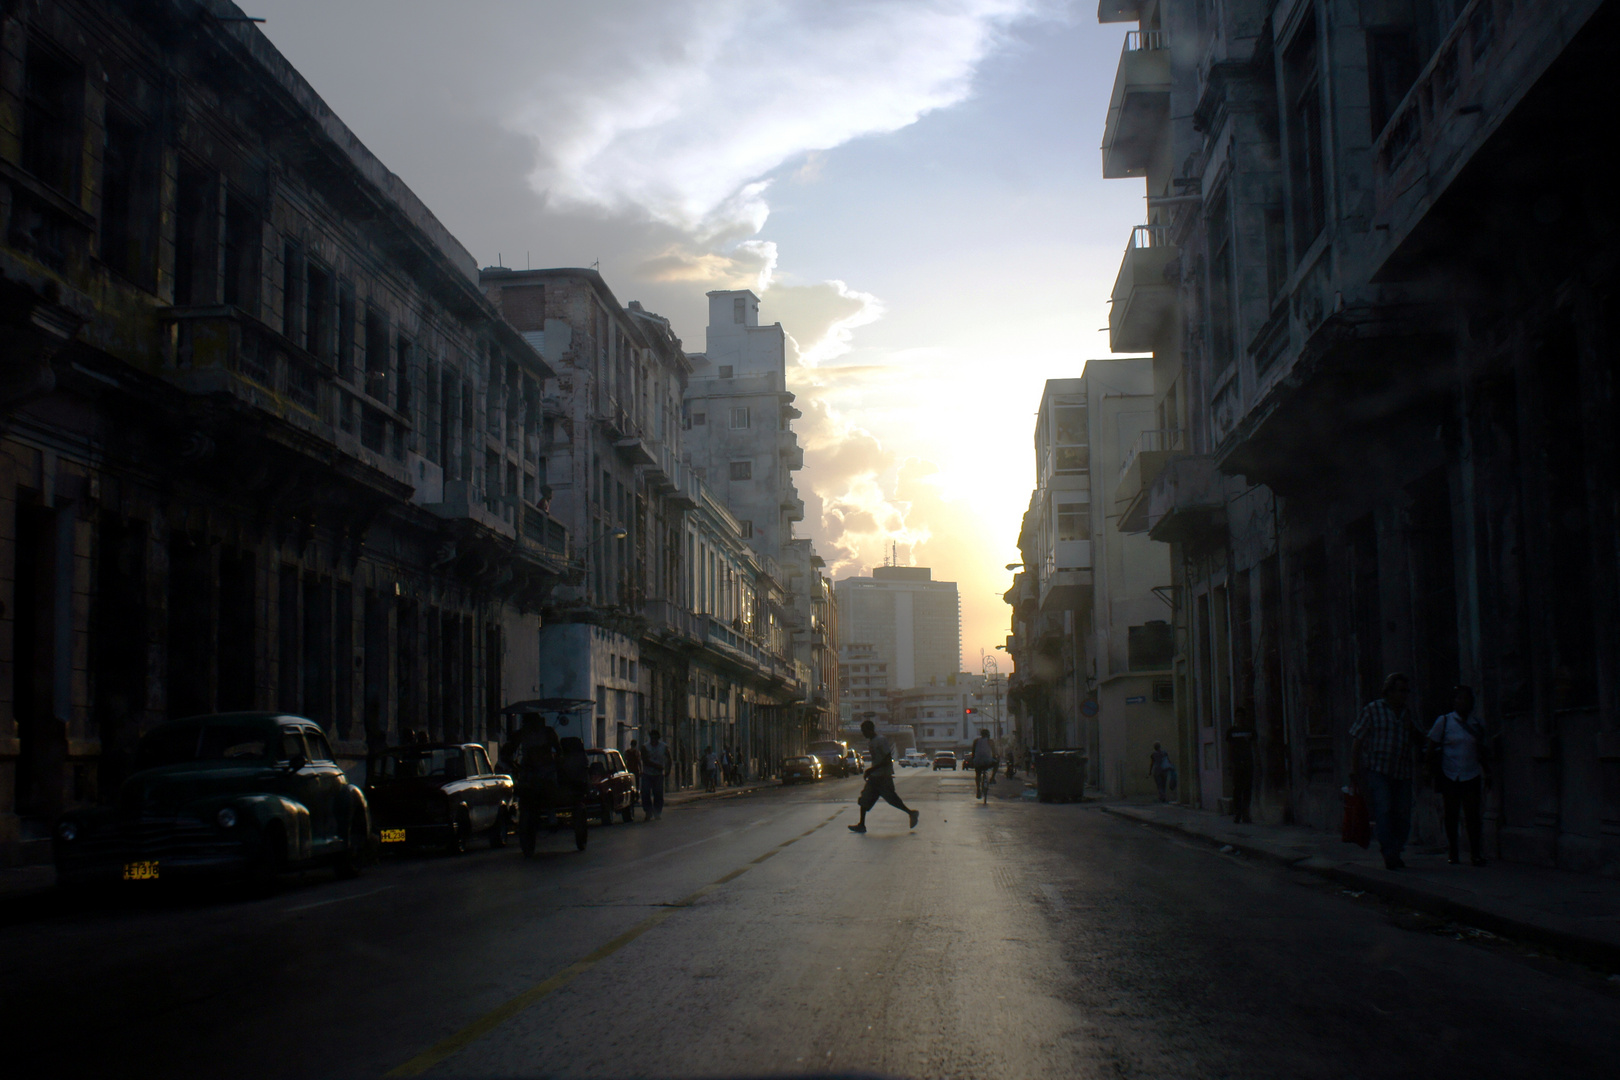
[1146,454,1226,544]
[519,505,571,562]
[782,491,805,522]
[641,598,703,644]
[1114,428,1184,533]
[1371,0,1599,273]
[780,434,805,471]
[1101,30,1170,179]
[1109,224,1178,353]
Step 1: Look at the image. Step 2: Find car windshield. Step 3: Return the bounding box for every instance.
[380,749,465,780]
[134,719,274,770]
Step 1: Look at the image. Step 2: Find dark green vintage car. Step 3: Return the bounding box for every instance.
[54,713,369,888]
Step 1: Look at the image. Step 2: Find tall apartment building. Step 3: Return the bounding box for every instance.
[1096,0,1619,872]
[479,269,809,783]
[835,567,961,691]
[1008,374,1174,797]
[839,643,891,729]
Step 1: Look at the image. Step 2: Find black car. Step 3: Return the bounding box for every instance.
[367,743,515,853]
[54,713,368,888]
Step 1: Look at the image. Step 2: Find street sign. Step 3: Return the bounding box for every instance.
[1080,700,1099,717]
[1126,695,1146,705]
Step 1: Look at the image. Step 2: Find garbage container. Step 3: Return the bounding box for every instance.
[1034,750,1088,803]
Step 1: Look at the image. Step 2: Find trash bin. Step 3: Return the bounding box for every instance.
[1034,750,1087,803]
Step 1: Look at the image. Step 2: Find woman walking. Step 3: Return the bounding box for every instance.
[1427,686,1489,866]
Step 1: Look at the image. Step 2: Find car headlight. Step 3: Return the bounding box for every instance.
[216,807,238,829]
[57,821,78,843]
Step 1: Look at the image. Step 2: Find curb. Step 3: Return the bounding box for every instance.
[1099,804,1620,969]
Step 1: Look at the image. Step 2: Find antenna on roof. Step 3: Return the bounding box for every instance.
[591,258,601,271]
[527,251,531,270]
[497,252,503,268]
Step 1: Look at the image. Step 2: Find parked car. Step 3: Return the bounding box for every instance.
[808,740,853,777]
[781,755,824,784]
[368,743,514,853]
[54,712,369,888]
[933,752,958,771]
[843,750,864,775]
[588,748,638,824]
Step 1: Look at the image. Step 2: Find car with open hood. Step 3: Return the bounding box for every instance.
[53,713,369,888]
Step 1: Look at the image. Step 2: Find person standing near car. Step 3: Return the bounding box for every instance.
[1427,685,1489,866]
[641,730,670,820]
[849,719,920,834]
[625,739,642,806]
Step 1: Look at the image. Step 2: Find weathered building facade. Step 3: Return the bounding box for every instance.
[0,1,569,860]
[1099,0,1620,873]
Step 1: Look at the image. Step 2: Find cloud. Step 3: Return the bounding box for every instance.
[509,0,1039,237]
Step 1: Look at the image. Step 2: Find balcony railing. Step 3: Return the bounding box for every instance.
[1102,30,1171,179]
[1118,428,1185,486]
[1109,226,1179,353]
[520,505,570,560]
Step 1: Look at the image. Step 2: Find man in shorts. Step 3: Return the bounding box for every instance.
[970,727,998,797]
[849,719,920,834]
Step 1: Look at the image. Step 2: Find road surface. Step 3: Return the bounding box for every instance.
[4,769,1618,1078]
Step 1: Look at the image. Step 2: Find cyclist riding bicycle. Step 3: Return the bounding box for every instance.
[970,728,998,798]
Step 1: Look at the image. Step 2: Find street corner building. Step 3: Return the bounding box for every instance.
[0,0,563,862]
[1004,0,1620,874]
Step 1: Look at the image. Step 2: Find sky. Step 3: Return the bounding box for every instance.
[249,0,1145,670]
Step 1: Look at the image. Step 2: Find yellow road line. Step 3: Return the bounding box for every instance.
[385,809,844,1077]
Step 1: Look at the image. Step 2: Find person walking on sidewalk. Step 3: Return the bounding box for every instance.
[849,719,920,834]
[1427,685,1489,866]
[1227,706,1257,824]
[702,746,720,793]
[640,730,670,820]
[1350,673,1426,870]
[1148,743,1174,802]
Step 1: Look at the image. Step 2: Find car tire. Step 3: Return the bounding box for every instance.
[490,806,510,849]
[335,808,366,879]
[448,808,471,855]
[621,806,635,824]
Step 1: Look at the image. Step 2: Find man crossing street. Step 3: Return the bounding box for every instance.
[849,719,919,834]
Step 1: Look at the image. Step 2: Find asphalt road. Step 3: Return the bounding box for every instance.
[4,769,1619,1080]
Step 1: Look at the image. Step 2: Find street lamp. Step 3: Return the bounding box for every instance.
[1004,563,1021,571]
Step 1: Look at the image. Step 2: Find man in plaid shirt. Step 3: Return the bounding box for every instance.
[1350,673,1425,869]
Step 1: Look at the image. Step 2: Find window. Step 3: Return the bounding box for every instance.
[222,190,260,310]
[730,406,751,429]
[729,460,752,481]
[100,113,159,288]
[281,731,309,763]
[1056,503,1085,543]
[470,746,492,775]
[395,335,413,419]
[21,41,82,196]
[365,307,390,401]
[693,412,707,426]
[305,261,332,359]
[1207,187,1236,374]
[304,729,334,763]
[739,520,753,539]
[1284,16,1327,258]
[733,297,746,323]
[1367,29,1420,138]
[718,365,734,379]
[282,240,304,341]
[173,164,217,306]
[337,281,357,381]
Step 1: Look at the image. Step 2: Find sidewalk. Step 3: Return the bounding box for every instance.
[1101,800,1620,968]
[662,778,779,807]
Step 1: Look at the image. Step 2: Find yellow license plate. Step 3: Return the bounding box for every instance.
[123,860,159,881]
[380,828,407,843]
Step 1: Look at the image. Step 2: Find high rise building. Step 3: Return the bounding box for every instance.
[834,567,960,691]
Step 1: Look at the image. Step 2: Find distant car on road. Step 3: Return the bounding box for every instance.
[55,712,369,888]
[781,755,824,784]
[902,752,929,768]
[808,740,854,777]
[368,742,514,853]
[587,748,638,824]
[933,752,958,771]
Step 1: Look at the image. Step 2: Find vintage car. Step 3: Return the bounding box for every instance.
[54,713,368,888]
[933,752,959,771]
[781,755,824,784]
[366,743,515,853]
[587,748,638,824]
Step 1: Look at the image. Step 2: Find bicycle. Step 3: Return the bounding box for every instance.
[975,762,998,803]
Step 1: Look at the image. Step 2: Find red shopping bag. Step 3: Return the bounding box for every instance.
[1341,788,1371,849]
